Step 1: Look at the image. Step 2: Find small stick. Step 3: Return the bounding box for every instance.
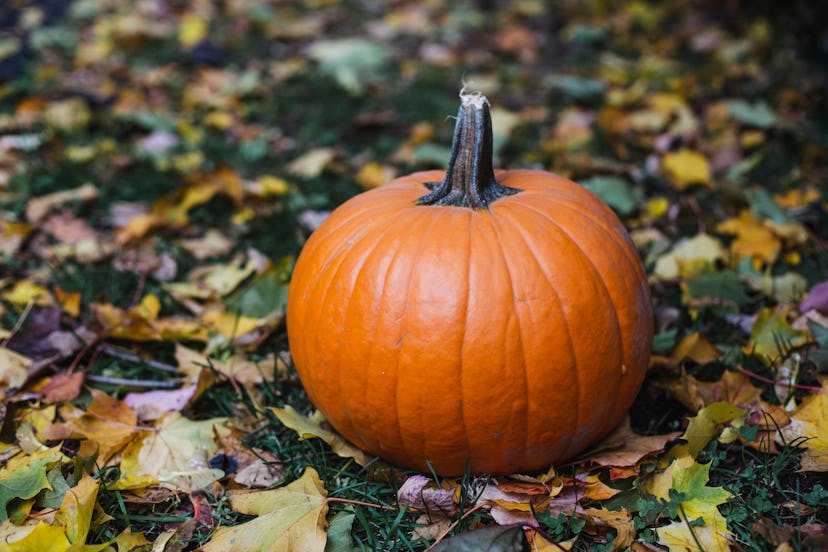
[85,374,183,389]
[99,344,180,373]
[0,299,35,348]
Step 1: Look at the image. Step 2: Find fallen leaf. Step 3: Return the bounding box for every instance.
[584,418,681,469]
[287,147,337,179]
[653,233,726,281]
[308,38,387,95]
[716,210,781,264]
[177,229,235,260]
[800,280,828,315]
[644,456,732,550]
[198,467,328,552]
[656,519,730,552]
[116,412,229,491]
[25,183,98,223]
[41,388,139,465]
[39,371,84,403]
[0,348,31,390]
[779,387,828,471]
[397,475,458,517]
[431,524,529,552]
[661,149,712,190]
[579,507,635,549]
[0,447,64,522]
[270,405,372,466]
[681,401,745,457]
[744,308,811,364]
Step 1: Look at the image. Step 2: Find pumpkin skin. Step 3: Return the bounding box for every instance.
[287,96,653,476]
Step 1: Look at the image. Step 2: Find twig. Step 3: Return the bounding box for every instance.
[99,344,180,373]
[424,503,486,552]
[326,497,396,510]
[85,374,184,389]
[737,366,822,392]
[0,299,35,348]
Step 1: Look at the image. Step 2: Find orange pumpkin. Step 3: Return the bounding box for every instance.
[287,93,653,476]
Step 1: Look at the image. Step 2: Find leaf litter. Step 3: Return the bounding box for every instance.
[0,0,826,550]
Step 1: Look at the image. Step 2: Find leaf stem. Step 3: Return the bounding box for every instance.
[736,366,822,391]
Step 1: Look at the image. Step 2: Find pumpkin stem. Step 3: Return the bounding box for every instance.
[417,93,520,209]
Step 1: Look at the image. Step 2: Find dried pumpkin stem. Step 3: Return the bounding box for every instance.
[418,93,520,209]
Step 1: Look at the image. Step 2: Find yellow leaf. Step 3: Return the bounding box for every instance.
[179,14,207,47]
[656,519,730,552]
[743,308,810,365]
[780,388,828,471]
[0,521,71,552]
[203,110,234,130]
[716,210,781,264]
[355,162,395,190]
[55,474,99,545]
[580,508,636,549]
[200,309,263,340]
[653,233,726,280]
[661,149,712,190]
[671,332,722,366]
[44,389,139,465]
[55,287,81,317]
[270,405,372,466]
[682,401,745,457]
[2,280,53,307]
[0,347,31,389]
[118,413,229,492]
[198,468,328,552]
[254,175,291,197]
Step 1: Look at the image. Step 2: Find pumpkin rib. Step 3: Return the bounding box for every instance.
[339,206,436,458]
[357,210,431,459]
[509,200,628,451]
[485,211,532,470]
[344,211,421,456]
[494,207,582,462]
[526,195,647,283]
[392,209,451,465]
[294,205,410,426]
[457,210,474,468]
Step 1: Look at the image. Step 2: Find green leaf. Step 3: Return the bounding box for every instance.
[581,176,642,216]
[308,38,387,95]
[431,525,529,552]
[682,401,745,457]
[325,509,357,552]
[0,448,64,522]
[545,74,606,102]
[726,99,778,128]
[807,319,828,350]
[227,269,289,319]
[684,271,750,307]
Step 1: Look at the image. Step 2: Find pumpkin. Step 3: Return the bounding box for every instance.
[287,93,653,476]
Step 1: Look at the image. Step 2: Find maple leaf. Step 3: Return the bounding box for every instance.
[197,467,329,552]
[41,388,140,465]
[115,412,230,491]
[643,455,732,550]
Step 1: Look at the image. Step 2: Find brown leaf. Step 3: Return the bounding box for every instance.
[39,371,84,403]
[26,183,99,223]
